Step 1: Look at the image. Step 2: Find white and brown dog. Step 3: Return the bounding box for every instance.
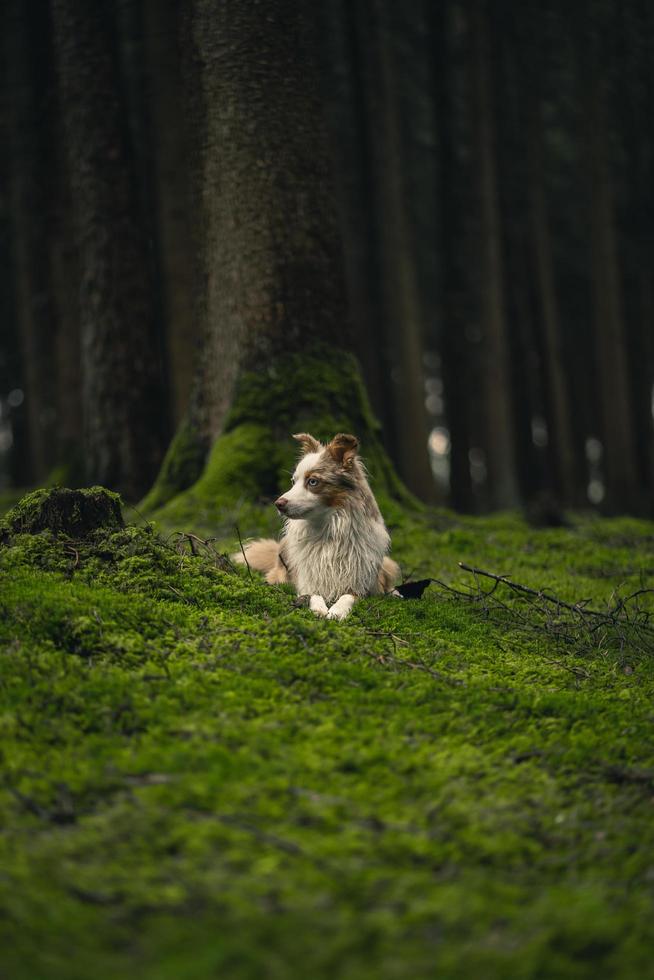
[233,433,400,620]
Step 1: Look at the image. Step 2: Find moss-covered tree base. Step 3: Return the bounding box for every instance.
[142,348,417,533]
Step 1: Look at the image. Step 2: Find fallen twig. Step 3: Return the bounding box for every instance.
[450,563,654,661]
[235,524,252,578]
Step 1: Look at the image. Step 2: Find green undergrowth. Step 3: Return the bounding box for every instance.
[1,490,654,980]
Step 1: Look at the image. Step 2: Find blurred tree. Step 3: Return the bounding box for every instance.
[365,0,435,500]
[469,0,520,509]
[143,0,197,427]
[5,0,58,482]
[522,5,580,506]
[2,0,652,517]
[316,0,436,501]
[613,0,654,500]
[0,76,30,489]
[428,0,475,510]
[575,1,643,513]
[316,0,389,429]
[51,0,166,501]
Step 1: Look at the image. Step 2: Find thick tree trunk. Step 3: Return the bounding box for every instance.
[470,0,520,509]
[51,0,166,501]
[145,0,411,517]
[192,0,348,432]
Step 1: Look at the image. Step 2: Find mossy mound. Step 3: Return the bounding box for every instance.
[2,487,123,539]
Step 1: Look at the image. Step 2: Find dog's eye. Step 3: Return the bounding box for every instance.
[307,477,319,488]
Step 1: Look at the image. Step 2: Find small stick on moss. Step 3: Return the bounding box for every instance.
[65,545,80,568]
[235,525,252,578]
[454,562,654,659]
[458,563,654,632]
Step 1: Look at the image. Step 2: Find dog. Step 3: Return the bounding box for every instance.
[233,432,400,620]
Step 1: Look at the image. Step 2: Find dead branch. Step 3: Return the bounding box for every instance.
[449,563,654,661]
[234,524,252,578]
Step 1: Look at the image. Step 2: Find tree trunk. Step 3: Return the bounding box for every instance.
[614,0,654,507]
[315,0,389,429]
[527,95,579,505]
[143,0,197,428]
[0,45,30,489]
[5,0,58,482]
[470,0,520,509]
[145,0,411,518]
[428,0,474,511]
[51,0,166,501]
[577,10,642,513]
[364,0,435,501]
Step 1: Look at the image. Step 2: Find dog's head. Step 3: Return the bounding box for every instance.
[274,433,361,520]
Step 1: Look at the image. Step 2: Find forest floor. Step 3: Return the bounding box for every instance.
[1,489,654,979]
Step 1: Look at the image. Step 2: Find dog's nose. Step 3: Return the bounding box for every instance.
[275,496,289,512]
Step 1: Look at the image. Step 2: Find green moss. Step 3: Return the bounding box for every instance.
[140,416,209,514]
[2,486,123,538]
[1,502,653,979]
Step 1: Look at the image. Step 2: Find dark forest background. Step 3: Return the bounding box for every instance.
[2,0,653,516]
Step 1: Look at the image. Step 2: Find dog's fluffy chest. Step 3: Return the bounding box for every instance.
[282,510,389,602]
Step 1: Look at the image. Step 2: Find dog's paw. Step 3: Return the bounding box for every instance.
[326,594,356,621]
[309,595,329,617]
[326,607,347,621]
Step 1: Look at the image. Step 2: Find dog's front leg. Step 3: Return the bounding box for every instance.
[326,594,356,621]
[309,595,329,617]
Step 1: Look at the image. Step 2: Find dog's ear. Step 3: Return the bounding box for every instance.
[326,433,359,470]
[292,432,321,455]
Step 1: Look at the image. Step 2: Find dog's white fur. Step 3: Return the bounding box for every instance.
[232,433,400,620]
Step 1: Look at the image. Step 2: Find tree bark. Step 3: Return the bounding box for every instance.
[577,9,642,513]
[145,0,411,516]
[143,0,197,428]
[428,0,474,511]
[364,0,436,501]
[315,0,389,428]
[527,94,579,505]
[51,0,166,501]
[5,0,58,482]
[470,0,520,509]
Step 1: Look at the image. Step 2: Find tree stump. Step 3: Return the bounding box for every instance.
[3,487,123,537]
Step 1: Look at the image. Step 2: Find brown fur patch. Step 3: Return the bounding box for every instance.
[323,485,350,508]
[306,460,357,508]
[378,557,401,592]
[293,432,321,455]
[326,433,359,470]
[231,538,288,584]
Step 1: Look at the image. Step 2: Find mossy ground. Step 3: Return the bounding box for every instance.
[1,491,653,979]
